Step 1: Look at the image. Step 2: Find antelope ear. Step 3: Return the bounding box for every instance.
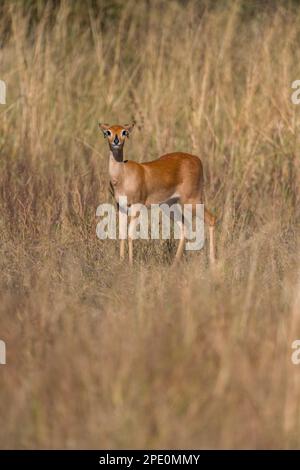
[123,122,135,135]
[99,123,110,137]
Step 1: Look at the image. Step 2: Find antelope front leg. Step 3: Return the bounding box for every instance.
[118,204,127,262]
[120,239,125,260]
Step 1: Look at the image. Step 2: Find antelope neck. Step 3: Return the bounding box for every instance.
[109,148,127,184]
[110,146,124,162]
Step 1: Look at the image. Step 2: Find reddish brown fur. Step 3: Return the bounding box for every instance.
[99,123,216,264]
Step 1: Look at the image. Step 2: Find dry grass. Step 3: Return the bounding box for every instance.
[0,0,300,449]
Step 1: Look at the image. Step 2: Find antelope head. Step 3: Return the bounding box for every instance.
[99,123,135,152]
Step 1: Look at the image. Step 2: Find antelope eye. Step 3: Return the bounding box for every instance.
[122,130,129,137]
[105,130,111,137]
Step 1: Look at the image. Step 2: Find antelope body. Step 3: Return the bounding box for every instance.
[99,123,216,265]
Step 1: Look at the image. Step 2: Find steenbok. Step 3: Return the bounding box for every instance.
[99,122,216,265]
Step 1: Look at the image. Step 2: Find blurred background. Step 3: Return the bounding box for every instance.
[0,0,300,449]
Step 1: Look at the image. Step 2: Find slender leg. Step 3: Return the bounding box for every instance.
[128,238,133,265]
[204,208,216,265]
[118,202,127,261]
[120,239,125,260]
[173,220,185,265]
[209,226,215,265]
[128,216,138,266]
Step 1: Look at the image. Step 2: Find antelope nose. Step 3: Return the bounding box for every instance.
[114,135,119,145]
